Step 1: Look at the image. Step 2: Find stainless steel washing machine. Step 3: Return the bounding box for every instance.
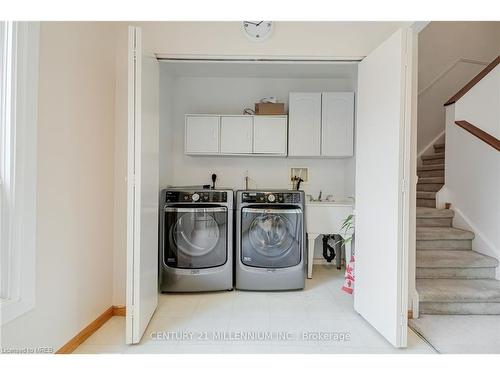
[159,188,233,292]
[236,190,306,291]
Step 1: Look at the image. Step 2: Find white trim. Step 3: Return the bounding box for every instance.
[155,53,364,62]
[408,28,419,318]
[125,25,137,344]
[410,21,430,34]
[0,21,39,325]
[396,27,413,347]
[412,290,420,318]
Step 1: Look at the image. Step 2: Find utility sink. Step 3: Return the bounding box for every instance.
[305,199,354,279]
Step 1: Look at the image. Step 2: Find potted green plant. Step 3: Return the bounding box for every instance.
[339,214,354,247]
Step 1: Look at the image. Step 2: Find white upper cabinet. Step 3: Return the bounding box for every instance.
[253,116,287,155]
[288,93,322,157]
[185,115,220,154]
[185,114,287,156]
[321,92,354,157]
[220,116,253,154]
[288,92,354,157]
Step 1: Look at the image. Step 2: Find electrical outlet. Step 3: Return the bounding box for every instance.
[290,168,308,182]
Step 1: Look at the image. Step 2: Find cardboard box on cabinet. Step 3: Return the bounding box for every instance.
[254,103,285,115]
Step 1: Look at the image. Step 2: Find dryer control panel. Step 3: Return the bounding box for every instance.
[241,192,301,204]
[165,190,228,203]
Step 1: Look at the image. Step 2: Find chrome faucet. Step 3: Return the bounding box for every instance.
[307,190,335,202]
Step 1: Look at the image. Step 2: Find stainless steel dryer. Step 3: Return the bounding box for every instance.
[159,188,233,292]
[236,190,306,291]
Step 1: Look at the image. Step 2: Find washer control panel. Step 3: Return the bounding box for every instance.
[165,191,228,203]
[241,192,301,204]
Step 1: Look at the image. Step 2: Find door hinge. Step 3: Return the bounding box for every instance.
[129,305,134,317]
[401,178,407,193]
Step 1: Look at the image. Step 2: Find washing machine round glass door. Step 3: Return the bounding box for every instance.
[241,207,302,268]
[164,206,227,269]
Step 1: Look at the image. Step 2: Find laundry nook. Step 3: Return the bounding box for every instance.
[119,23,419,352]
[2,17,498,360]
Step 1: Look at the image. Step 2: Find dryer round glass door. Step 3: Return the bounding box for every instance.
[164,207,227,269]
[241,207,302,268]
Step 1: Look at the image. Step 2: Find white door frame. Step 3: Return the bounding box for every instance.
[124,31,417,344]
[126,25,160,344]
[353,27,415,347]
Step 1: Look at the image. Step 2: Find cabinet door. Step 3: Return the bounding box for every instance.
[253,116,287,154]
[321,92,354,157]
[185,115,220,154]
[220,116,253,154]
[288,93,321,156]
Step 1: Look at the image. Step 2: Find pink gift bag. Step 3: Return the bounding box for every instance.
[342,255,355,294]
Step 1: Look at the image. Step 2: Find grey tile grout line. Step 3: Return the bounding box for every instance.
[409,325,440,354]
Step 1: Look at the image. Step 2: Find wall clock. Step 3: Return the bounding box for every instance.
[242,21,273,41]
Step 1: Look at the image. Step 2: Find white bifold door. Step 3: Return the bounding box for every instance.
[126,26,160,344]
[354,28,414,347]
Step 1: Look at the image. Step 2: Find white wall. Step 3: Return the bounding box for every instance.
[438,105,500,278]
[455,64,500,138]
[1,22,117,351]
[160,69,356,199]
[138,21,411,59]
[159,69,357,261]
[417,22,500,153]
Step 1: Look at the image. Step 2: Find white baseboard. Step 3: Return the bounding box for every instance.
[412,290,420,319]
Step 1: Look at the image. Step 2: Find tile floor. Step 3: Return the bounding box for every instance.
[410,315,500,354]
[75,265,435,354]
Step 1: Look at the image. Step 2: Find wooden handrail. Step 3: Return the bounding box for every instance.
[455,120,500,152]
[444,55,500,106]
